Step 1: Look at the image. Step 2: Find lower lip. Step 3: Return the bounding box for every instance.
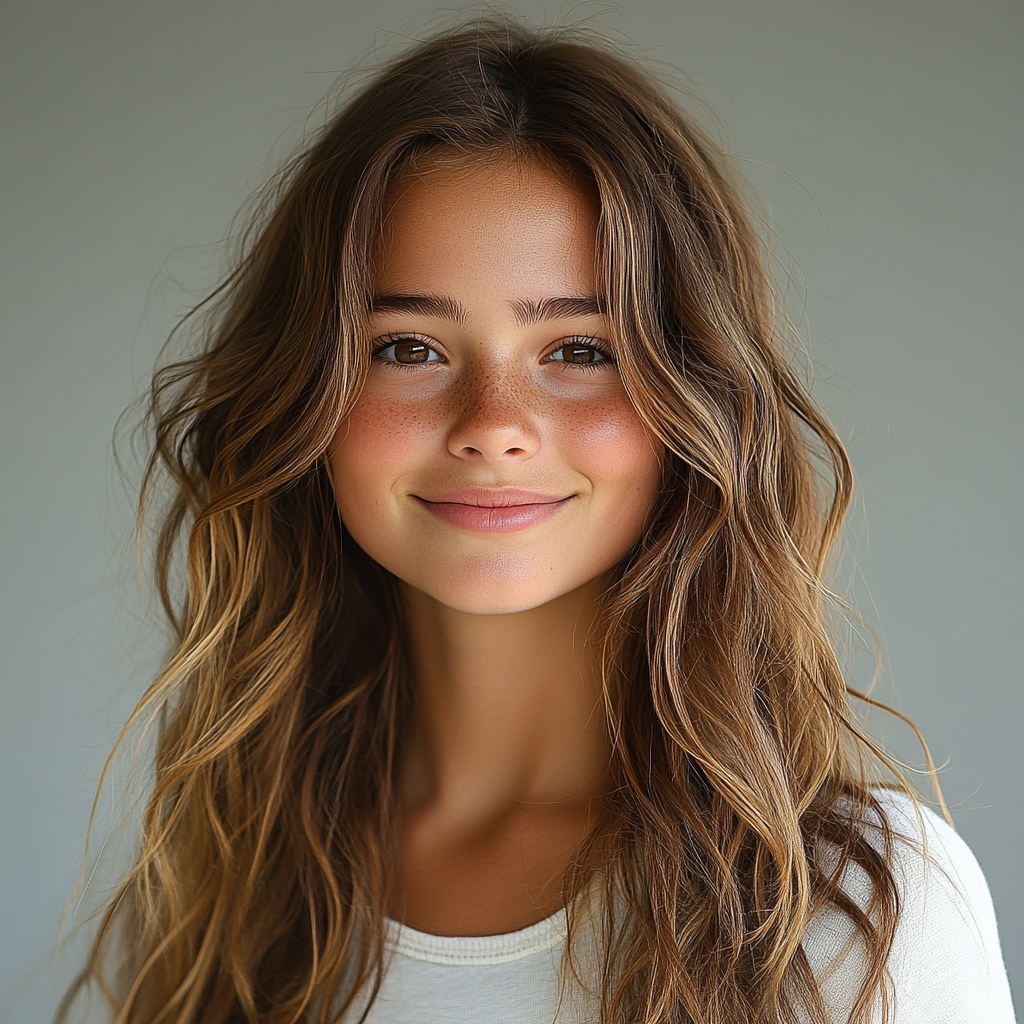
[413,496,574,533]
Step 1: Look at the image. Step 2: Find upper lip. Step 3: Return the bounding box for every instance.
[413,488,572,507]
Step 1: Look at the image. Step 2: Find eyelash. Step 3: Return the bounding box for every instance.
[371,333,616,370]
[544,335,615,372]
[371,332,439,366]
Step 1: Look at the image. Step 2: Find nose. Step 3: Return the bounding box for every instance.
[446,365,541,463]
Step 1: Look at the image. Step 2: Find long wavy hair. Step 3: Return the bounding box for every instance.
[59,19,930,1024]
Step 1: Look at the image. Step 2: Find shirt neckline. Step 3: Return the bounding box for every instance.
[385,908,569,966]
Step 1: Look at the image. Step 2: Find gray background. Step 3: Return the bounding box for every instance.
[2,1,1020,1019]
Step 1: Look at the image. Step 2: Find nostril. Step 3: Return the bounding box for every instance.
[447,417,541,462]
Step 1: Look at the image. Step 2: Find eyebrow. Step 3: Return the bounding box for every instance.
[370,293,605,327]
[509,296,604,326]
[371,293,468,325]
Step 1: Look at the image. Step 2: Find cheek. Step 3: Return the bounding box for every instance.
[331,388,436,485]
[556,391,661,500]
[328,389,440,539]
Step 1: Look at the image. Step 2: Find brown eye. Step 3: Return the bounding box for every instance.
[394,339,430,363]
[562,345,598,364]
[546,340,613,367]
[374,335,442,366]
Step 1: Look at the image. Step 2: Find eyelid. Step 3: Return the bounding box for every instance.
[371,330,434,352]
[541,335,616,363]
[372,332,447,364]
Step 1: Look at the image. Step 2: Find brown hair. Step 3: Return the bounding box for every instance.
[61,18,925,1023]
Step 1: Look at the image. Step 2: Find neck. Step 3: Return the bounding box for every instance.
[397,578,613,821]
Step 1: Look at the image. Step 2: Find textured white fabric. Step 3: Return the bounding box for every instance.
[344,791,1016,1023]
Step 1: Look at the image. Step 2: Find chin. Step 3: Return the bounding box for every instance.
[423,588,556,616]
[402,555,587,616]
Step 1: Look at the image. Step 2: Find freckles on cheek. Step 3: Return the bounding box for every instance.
[332,390,437,482]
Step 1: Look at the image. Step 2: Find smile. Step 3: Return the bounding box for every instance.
[411,489,575,533]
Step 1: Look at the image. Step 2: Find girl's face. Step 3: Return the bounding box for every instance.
[330,157,662,614]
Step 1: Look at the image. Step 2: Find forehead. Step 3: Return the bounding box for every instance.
[373,156,600,300]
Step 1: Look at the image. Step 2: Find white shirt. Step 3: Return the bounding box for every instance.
[343,791,1016,1023]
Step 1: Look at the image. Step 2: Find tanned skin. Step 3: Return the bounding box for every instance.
[330,157,661,936]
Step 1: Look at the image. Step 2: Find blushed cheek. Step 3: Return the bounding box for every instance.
[329,389,440,506]
[556,393,661,499]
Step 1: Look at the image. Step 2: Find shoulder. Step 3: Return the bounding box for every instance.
[803,788,1016,1023]
[868,788,991,914]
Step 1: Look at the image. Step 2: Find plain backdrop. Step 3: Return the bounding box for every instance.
[2,1,1021,1019]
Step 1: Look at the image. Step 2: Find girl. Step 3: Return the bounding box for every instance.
[61,20,1014,1024]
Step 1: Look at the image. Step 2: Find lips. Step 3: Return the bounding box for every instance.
[412,488,574,533]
